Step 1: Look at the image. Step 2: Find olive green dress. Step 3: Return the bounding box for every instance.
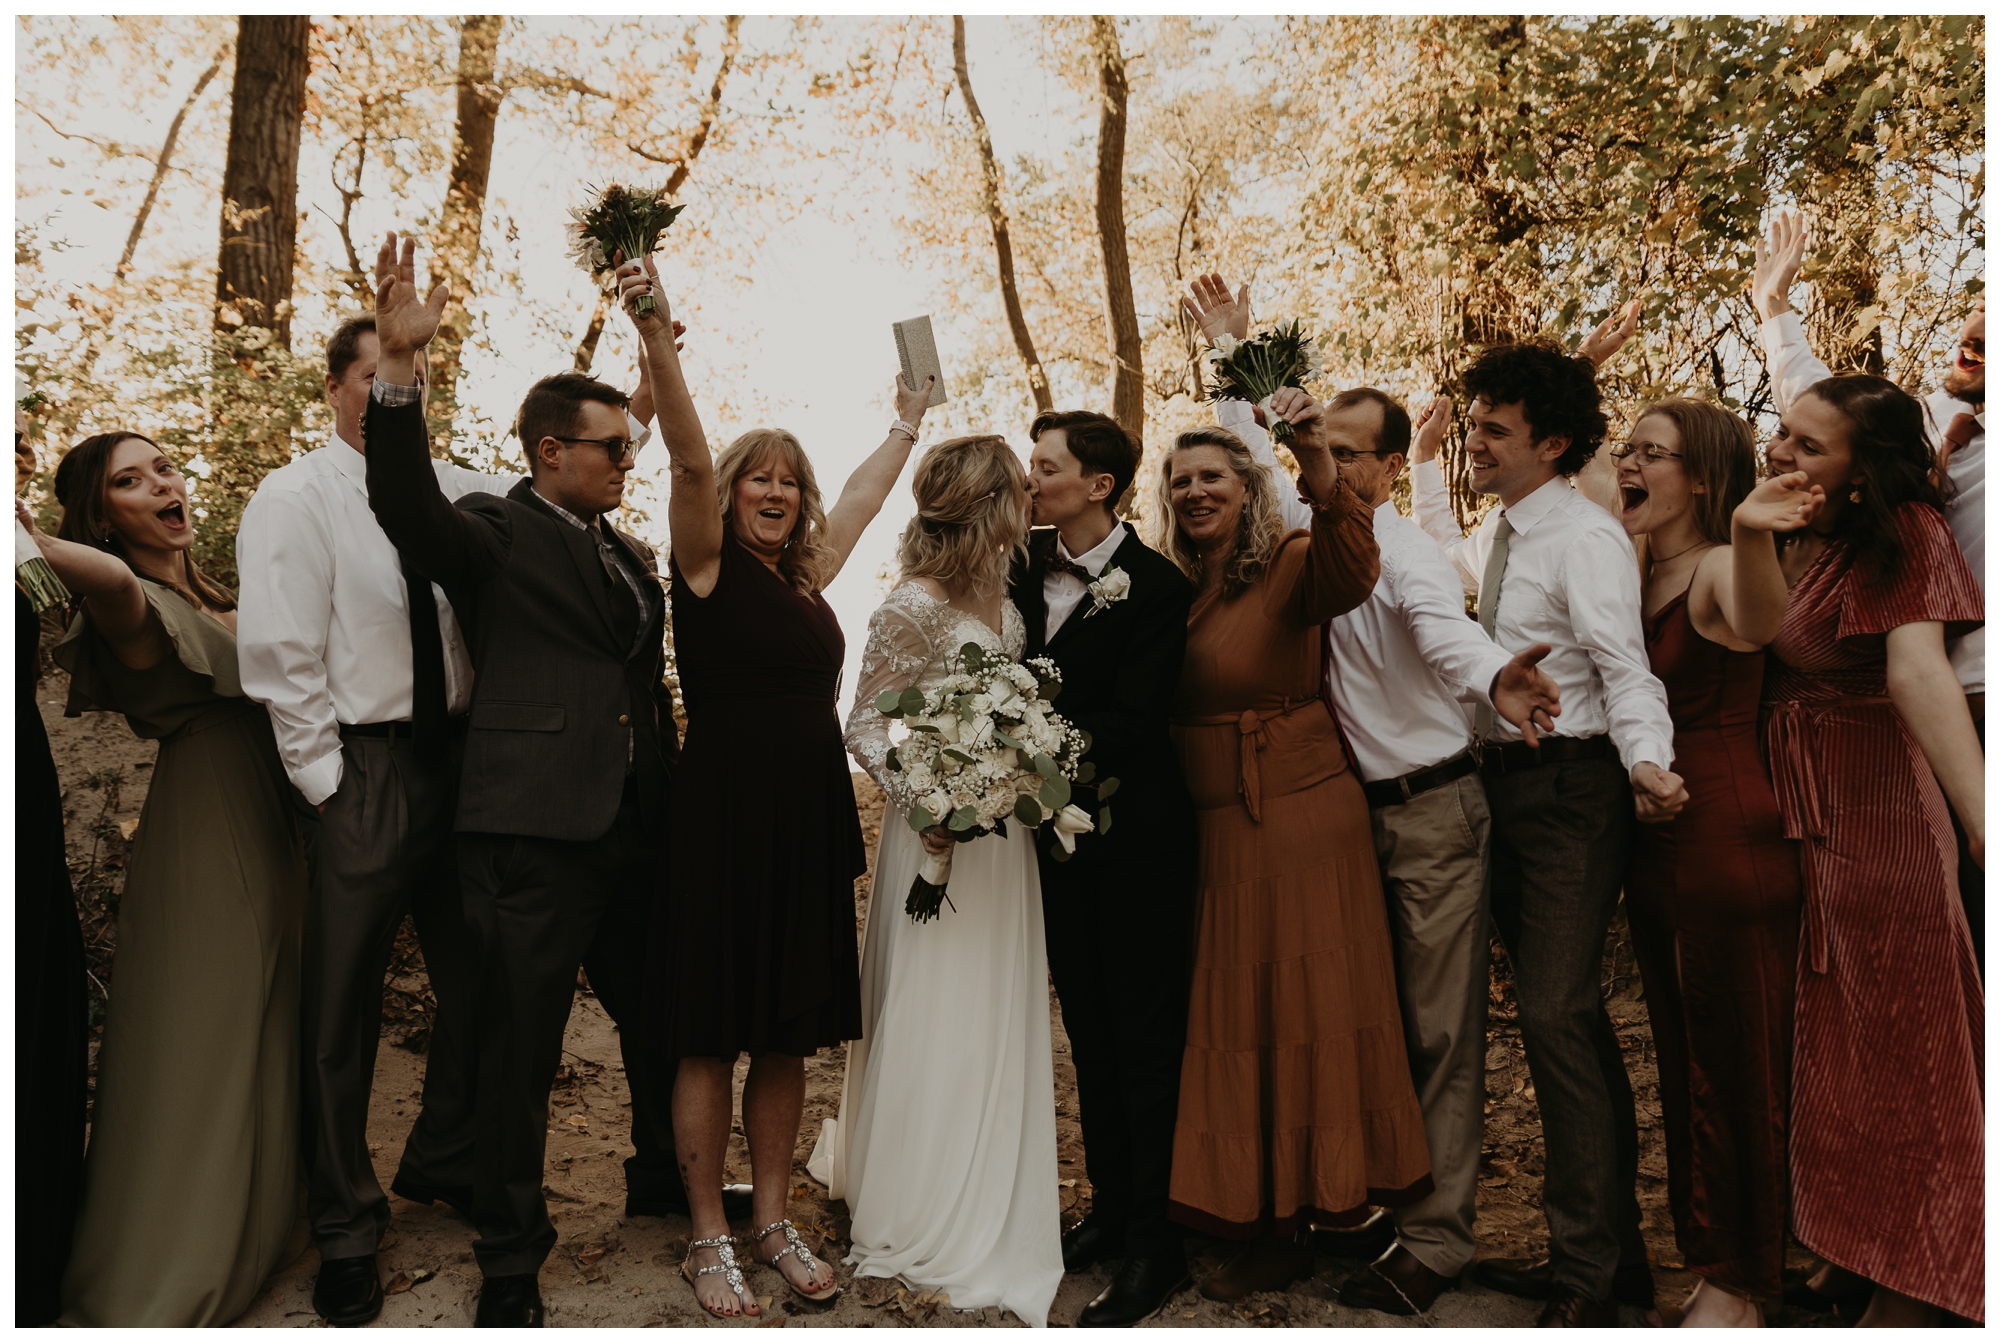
[56,581,308,1326]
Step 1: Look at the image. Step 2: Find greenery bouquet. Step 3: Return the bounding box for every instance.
[567,183,686,317]
[1202,321,1326,442]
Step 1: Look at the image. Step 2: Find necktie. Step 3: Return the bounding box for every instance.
[1472,513,1515,745]
[597,531,643,653]
[1048,552,1094,583]
[400,552,448,766]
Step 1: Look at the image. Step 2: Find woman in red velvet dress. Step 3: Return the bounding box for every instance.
[1761,375,1984,1328]
[1613,398,1822,1327]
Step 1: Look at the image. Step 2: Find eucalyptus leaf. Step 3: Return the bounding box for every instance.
[1097,804,1114,836]
[1013,794,1043,827]
[949,805,978,832]
[909,806,934,832]
[898,687,927,717]
[1075,762,1097,783]
[942,747,975,764]
[1096,776,1121,801]
[885,747,901,773]
[875,689,905,716]
[959,642,986,672]
[1038,776,1071,810]
[1032,752,1059,779]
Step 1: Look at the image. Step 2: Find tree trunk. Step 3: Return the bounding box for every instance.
[430,15,508,446]
[573,16,742,374]
[213,16,309,349]
[954,16,1051,414]
[1089,16,1143,446]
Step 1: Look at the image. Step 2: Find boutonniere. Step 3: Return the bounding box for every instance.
[1084,565,1131,617]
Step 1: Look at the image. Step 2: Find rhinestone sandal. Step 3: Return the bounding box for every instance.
[681,1234,758,1319]
[752,1219,840,1303]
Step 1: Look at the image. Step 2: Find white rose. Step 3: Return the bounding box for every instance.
[1214,334,1240,357]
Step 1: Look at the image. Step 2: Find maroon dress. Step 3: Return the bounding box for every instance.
[1762,504,1984,1320]
[657,531,866,1059]
[1624,589,1801,1300]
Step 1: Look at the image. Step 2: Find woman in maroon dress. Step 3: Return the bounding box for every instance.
[1760,374,1984,1327]
[620,259,936,1317]
[1612,398,1822,1326]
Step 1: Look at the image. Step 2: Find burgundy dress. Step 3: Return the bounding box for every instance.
[657,531,866,1059]
[1762,504,1984,1320]
[1624,590,1801,1301]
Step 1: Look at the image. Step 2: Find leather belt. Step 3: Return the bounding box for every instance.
[1477,733,1612,778]
[340,716,470,741]
[1363,751,1477,810]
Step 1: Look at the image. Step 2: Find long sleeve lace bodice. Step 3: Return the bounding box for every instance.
[843,583,1026,814]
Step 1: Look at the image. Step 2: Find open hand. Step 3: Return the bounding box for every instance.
[1751,212,1807,320]
[1491,643,1561,747]
[893,372,935,427]
[1734,470,1823,534]
[1631,762,1688,824]
[1579,297,1642,368]
[1183,271,1251,346]
[1411,395,1451,463]
[372,231,448,356]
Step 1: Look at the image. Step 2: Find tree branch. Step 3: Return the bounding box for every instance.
[119,48,227,279]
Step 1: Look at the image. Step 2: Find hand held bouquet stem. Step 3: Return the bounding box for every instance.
[874,642,1119,923]
[1202,321,1325,443]
[15,517,67,613]
[568,183,686,317]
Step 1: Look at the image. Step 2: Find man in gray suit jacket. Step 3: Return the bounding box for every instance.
[361,236,677,1328]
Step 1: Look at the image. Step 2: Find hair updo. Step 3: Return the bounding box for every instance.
[896,435,1029,600]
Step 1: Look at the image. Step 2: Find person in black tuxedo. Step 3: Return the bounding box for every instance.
[1010,410,1198,1327]
[360,236,680,1328]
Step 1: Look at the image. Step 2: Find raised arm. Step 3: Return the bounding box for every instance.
[1216,399,1312,533]
[1751,212,1833,413]
[1693,470,1824,650]
[821,375,934,584]
[15,498,163,668]
[617,257,724,595]
[1262,387,1379,625]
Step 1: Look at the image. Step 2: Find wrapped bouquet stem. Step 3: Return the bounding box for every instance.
[876,641,1119,923]
[15,511,68,613]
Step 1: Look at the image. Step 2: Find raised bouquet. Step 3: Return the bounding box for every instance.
[1202,320,1326,443]
[567,183,687,317]
[15,513,66,613]
[873,641,1119,922]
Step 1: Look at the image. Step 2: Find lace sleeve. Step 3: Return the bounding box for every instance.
[842,598,935,812]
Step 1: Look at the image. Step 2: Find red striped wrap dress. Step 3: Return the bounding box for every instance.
[1761,503,1984,1320]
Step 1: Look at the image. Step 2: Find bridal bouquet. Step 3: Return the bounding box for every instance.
[1202,320,1326,443]
[567,183,686,317]
[873,641,1119,922]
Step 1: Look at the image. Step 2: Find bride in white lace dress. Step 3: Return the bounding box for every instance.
[808,435,1064,1326]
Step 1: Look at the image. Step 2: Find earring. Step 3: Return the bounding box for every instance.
[1849,487,1863,504]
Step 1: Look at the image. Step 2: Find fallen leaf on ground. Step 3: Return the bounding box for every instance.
[1057,1178,1076,1188]
[565,1114,590,1129]
[855,1277,901,1308]
[759,1316,788,1328]
[118,818,139,840]
[385,1273,413,1295]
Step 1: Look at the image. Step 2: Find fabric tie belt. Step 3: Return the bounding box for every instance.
[1765,694,1894,974]
[1175,696,1312,823]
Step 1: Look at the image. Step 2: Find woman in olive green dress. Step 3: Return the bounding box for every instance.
[22,432,307,1326]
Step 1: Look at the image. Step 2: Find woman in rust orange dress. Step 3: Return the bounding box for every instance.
[1152,388,1430,1300]
[1760,374,1984,1328]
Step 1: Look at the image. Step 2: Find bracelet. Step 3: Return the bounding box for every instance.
[890,419,919,442]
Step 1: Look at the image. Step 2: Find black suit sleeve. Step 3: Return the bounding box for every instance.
[362,397,511,586]
[1073,575,1191,763]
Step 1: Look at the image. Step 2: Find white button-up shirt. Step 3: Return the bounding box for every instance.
[1042,521,1128,641]
[1411,462,1674,773]
[236,426,516,805]
[1760,309,1984,694]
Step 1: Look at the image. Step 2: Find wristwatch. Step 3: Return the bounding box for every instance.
[890,419,920,442]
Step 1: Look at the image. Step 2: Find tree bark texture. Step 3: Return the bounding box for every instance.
[213,16,309,349]
[1089,16,1144,447]
[954,16,1051,414]
[430,15,508,444]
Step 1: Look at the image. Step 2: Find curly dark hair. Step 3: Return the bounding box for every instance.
[1796,374,1947,586]
[1461,339,1609,475]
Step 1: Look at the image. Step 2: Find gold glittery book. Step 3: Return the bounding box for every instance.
[892,315,950,408]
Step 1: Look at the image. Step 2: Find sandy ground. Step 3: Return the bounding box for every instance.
[41,671,1835,1328]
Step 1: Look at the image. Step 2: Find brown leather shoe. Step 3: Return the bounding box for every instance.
[1197,1234,1315,1302]
[1472,1256,1655,1310]
[1537,1285,1616,1327]
[1336,1244,1460,1316]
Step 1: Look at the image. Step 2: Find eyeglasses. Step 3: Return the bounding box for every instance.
[1609,441,1683,463]
[1330,447,1391,465]
[553,436,639,464]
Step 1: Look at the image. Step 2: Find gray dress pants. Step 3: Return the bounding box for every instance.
[299,730,479,1259]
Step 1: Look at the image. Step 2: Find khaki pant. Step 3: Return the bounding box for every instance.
[1371,774,1492,1278]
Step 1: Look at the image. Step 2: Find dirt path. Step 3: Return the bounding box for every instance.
[43,687,1833,1327]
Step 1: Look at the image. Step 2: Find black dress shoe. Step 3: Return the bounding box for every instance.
[1537,1284,1615,1327]
[1077,1249,1191,1327]
[391,1174,477,1220]
[1061,1216,1128,1273]
[1471,1256,1655,1311]
[624,1182,754,1222]
[475,1274,545,1328]
[313,1253,384,1327]
[1337,1244,1460,1316]
[1781,1267,1873,1318]
[1313,1208,1396,1259]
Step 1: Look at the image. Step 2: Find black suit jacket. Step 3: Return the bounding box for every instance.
[363,397,675,842]
[1009,525,1195,871]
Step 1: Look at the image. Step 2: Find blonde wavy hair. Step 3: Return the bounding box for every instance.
[896,435,1029,600]
[714,428,836,593]
[1151,425,1287,599]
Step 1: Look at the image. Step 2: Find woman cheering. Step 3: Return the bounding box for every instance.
[1153,390,1430,1299]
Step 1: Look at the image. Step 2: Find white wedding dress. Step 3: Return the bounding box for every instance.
[807,582,1064,1327]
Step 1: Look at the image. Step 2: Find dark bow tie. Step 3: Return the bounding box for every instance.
[1048,553,1095,583]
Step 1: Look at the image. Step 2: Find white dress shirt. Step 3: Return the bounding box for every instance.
[1042,521,1128,640]
[1412,462,1674,773]
[1218,401,1513,780]
[1760,310,1984,694]
[236,425,516,805]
